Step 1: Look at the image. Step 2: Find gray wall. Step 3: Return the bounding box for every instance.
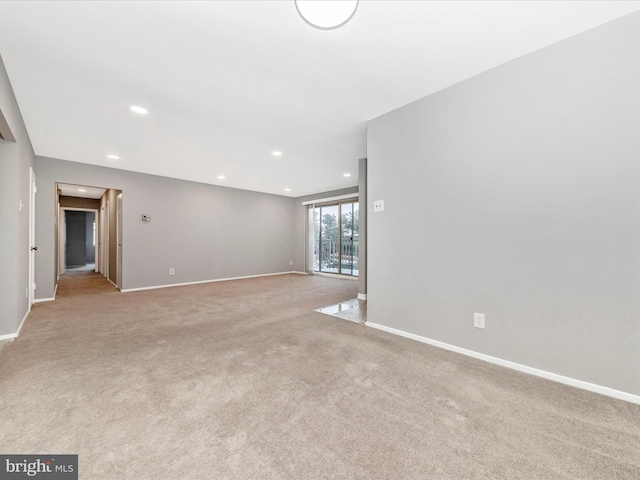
[367,12,640,396]
[358,158,367,298]
[0,54,34,336]
[35,157,298,297]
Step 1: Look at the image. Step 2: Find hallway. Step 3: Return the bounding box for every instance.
[56,267,119,298]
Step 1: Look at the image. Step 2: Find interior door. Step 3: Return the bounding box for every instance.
[29,168,36,304]
[59,205,66,276]
[116,193,123,289]
[102,201,109,278]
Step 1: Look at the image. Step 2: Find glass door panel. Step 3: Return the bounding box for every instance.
[340,203,353,275]
[313,207,320,272]
[312,201,359,277]
[319,205,339,274]
[352,202,359,276]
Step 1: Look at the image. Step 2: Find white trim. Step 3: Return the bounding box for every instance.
[61,206,99,213]
[367,322,640,406]
[302,193,358,206]
[60,206,100,277]
[0,309,31,341]
[357,293,367,300]
[121,271,307,293]
[29,167,36,306]
[313,272,358,281]
[16,309,29,336]
[33,297,55,304]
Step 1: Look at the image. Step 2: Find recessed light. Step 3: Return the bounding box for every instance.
[107,154,120,160]
[217,175,226,180]
[284,188,291,192]
[343,173,351,177]
[129,105,148,115]
[78,189,87,192]
[295,0,359,30]
[272,151,282,157]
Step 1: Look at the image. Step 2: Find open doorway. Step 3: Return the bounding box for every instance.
[56,183,123,290]
[63,210,97,271]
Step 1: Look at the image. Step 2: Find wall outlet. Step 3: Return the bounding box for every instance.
[373,200,385,212]
[169,268,175,275]
[289,260,293,266]
[474,312,485,329]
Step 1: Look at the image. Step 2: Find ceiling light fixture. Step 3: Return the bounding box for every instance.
[284,188,291,192]
[343,173,351,177]
[295,0,359,30]
[272,151,282,157]
[78,189,87,192]
[129,105,148,115]
[107,154,120,160]
[217,175,226,180]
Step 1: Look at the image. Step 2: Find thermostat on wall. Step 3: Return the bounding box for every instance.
[141,214,151,222]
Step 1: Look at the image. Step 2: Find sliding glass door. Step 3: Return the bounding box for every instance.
[313,201,358,276]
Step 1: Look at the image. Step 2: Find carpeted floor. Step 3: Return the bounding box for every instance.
[1,272,639,479]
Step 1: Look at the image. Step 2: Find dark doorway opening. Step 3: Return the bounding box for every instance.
[65,210,96,268]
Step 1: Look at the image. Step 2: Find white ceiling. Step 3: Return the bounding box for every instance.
[1,1,639,197]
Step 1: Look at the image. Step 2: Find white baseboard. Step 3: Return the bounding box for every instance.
[121,271,308,293]
[33,297,55,304]
[367,322,640,406]
[34,283,58,303]
[357,293,367,300]
[0,308,31,341]
[314,272,358,281]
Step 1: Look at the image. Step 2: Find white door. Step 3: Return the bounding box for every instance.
[58,204,66,277]
[28,168,37,305]
[116,193,123,289]
[102,201,109,279]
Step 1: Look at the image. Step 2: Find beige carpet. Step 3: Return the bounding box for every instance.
[1,272,639,479]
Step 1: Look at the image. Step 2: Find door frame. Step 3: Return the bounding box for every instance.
[101,201,109,279]
[59,207,99,274]
[29,167,36,305]
[304,194,360,278]
[116,193,123,289]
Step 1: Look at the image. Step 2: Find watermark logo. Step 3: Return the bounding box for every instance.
[0,455,77,479]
